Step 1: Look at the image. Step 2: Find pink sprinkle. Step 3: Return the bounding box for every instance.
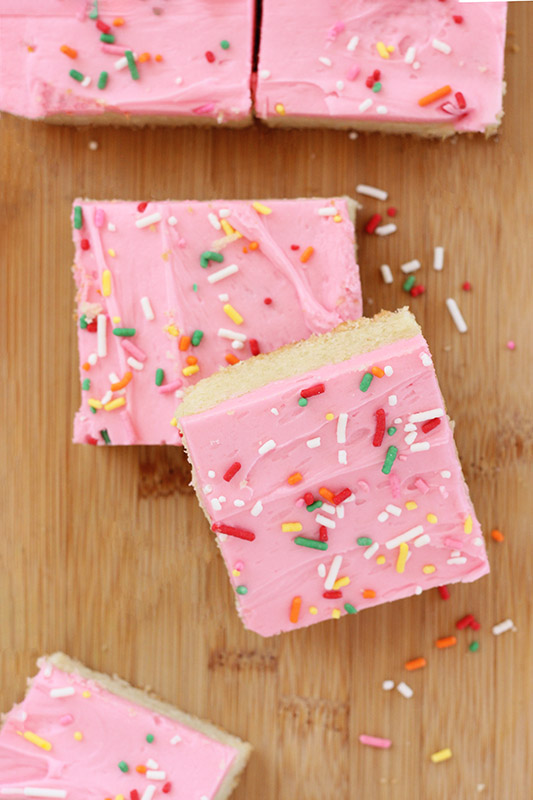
[101,43,129,55]
[357,480,370,492]
[120,339,147,362]
[507,340,515,350]
[414,478,430,494]
[94,208,105,227]
[389,474,401,498]
[120,410,137,444]
[295,497,305,508]
[439,486,449,499]
[327,21,345,40]
[158,379,183,394]
[444,537,463,548]
[60,714,74,726]
[347,64,360,81]
[193,103,215,115]
[234,561,244,572]
[359,734,392,749]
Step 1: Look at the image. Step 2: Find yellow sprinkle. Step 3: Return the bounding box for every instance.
[464,515,473,534]
[281,522,302,533]
[309,606,318,615]
[275,102,286,115]
[170,417,178,427]
[325,412,334,421]
[82,691,91,698]
[252,201,272,215]
[112,316,121,324]
[423,565,436,574]
[332,609,341,619]
[22,731,52,751]
[223,303,244,325]
[431,748,452,764]
[376,41,389,59]
[333,214,342,223]
[427,513,438,524]
[405,501,418,510]
[376,555,386,565]
[74,731,83,741]
[165,324,180,337]
[107,248,116,257]
[88,399,103,409]
[105,397,126,411]
[183,365,199,376]
[333,576,350,590]
[220,219,235,237]
[102,269,112,297]
[396,542,409,574]
[116,795,125,800]
[232,569,240,577]
[161,251,170,261]
[387,45,395,53]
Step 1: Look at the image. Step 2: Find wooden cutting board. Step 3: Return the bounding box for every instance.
[1,5,531,798]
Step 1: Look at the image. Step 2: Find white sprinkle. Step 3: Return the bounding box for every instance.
[306,437,321,449]
[170,734,182,744]
[375,223,396,236]
[338,450,347,465]
[107,222,116,232]
[135,212,162,229]
[414,585,423,595]
[394,418,402,425]
[251,500,263,517]
[384,365,393,377]
[1,792,67,799]
[232,340,244,350]
[320,503,336,515]
[88,353,98,366]
[146,771,166,780]
[404,423,416,432]
[167,216,177,227]
[356,184,388,201]
[97,313,107,358]
[218,293,229,302]
[217,209,231,219]
[81,76,91,87]
[343,493,355,503]
[396,681,413,699]
[318,207,337,216]
[411,442,430,452]
[318,56,332,67]
[400,259,421,274]
[101,389,113,406]
[141,788,156,800]
[207,470,216,479]
[451,550,461,558]
[175,76,183,85]
[382,680,395,691]
[49,687,75,698]
[388,394,397,407]
[208,212,221,231]
[336,505,344,519]
[337,412,348,444]
[433,246,444,272]
[203,484,213,495]
[324,555,343,590]
[211,498,222,511]
[115,56,129,70]
[270,408,279,416]
[408,408,444,423]
[109,372,120,384]
[380,264,393,284]
[347,35,359,51]
[386,525,424,549]
[259,69,271,79]
[441,470,451,477]
[377,105,388,115]
[336,80,344,91]
[432,38,452,55]
[258,439,276,455]
[492,618,515,636]
[473,537,483,547]
[127,357,144,371]
[413,61,420,70]
[446,298,468,333]
[405,46,416,65]
[358,98,373,112]
[140,296,154,321]
[404,431,417,446]
[385,504,402,516]
[316,514,336,530]
[234,499,245,507]
[317,564,327,579]
[378,511,389,523]
[447,556,467,565]
[420,352,432,367]
[88,140,98,151]
[364,542,379,560]
[218,328,247,342]
[207,264,239,283]
[414,534,431,548]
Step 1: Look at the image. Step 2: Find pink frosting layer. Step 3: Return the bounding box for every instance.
[180,333,489,637]
[0,659,238,799]
[0,0,254,122]
[72,198,361,446]
[256,0,507,132]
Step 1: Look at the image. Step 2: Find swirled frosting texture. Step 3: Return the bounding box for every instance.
[256,0,507,132]
[72,198,361,446]
[0,0,254,123]
[0,660,238,799]
[180,333,489,637]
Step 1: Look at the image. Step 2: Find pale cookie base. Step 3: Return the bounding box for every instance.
[257,114,500,138]
[2,110,252,128]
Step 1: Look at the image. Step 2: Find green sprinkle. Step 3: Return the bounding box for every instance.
[192,283,198,292]
[73,206,83,230]
[100,429,111,444]
[357,537,373,546]
[294,537,328,551]
[220,40,230,50]
[372,82,382,93]
[82,378,90,391]
[344,603,357,615]
[236,585,248,595]
[80,313,87,329]
[90,406,97,414]
[191,329,204,346]
[97,71,108,90]
[112,327,136,337]
[146,734,154,743]
[469,641,479,652]
[306,500,323,512]
[200,250,224,268]
[88,1,98,19]
[298,397,308,407]
[125,50,139,80]
[100,33,115,44]
[359,372,373,392]
[403,274,416,292]
[155,368,164,386]
[382,445,398,475]
[69,69,84,83]
[118,761,129,773]
[387,426,397,436]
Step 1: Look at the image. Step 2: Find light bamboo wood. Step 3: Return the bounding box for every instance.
[0,6,531,798]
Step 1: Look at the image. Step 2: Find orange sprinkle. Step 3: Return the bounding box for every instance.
[436,636,457,649]
[371,366,385,378]
[225,353,240,365]
[82,362,90,371]
[136,765,147,774]
[249,241,259,250]
[405,657,427,671]
[155,54,163,62]
[300,246,314,263]
[111,371,132,391]
[418,85,452,107]
[113,17,125,26]
[179,335,190,351]
[319,487,335,502]
[362,589,376,599]
[287,472,303,485]
[60,45,77,59]
[491,528,505,542]
[186,356,198,366]
[138,52,151,63]
[289,596,302,624]
[242,247,248,253]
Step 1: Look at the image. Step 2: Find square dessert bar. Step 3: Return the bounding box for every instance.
[178,309,489,637]
[0,0,254,125]
[0,653,251,800]
[72,197,361,445]
[256,0,507,136]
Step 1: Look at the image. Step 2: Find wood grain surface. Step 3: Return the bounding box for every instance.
[1,5,532,798]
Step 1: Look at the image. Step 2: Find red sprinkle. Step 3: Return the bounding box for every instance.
[470,620,481,631]
[205,50,215,63]
[456,613,475,630]
[86,435,98,446]
[86,319,97,332]
[319,526,328,542]
[365,76,375,88]
[301,383,325,399]
[455,91,467,109]
[387,207,397,217]
[373,408,386,447]
[421,417,441,434]
[438,585,451,601]
[323,590,342,599]
[373,69,381,80]
[80,238,90,250]
[96,19,111,33]
[264,297,272,305]
[212,523,255,542]
[410,285,425,298]
[332,488,351,506]
[290,244,300,250]
[453,15,463,24]
[365,213,382,234]
[304,492,315,506]
[223,461,241,482]
[162,784,172,794]
[130,792,140,800]
[137,201,148,213]
[250,338,260,356]
[462,281,472,291]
